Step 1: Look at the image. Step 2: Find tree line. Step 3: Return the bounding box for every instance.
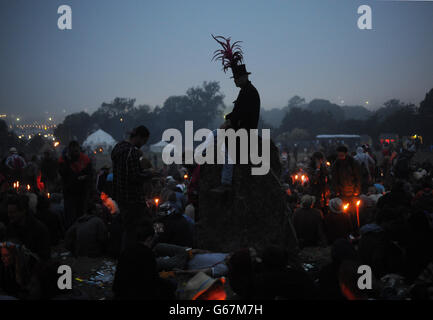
[2,83,431,152]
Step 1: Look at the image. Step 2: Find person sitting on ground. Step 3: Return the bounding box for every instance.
[293,195,327,248]
[0,241,39,299]
[318,239,358,300]
[161,178,186,213]
[252,246,318,300]
[6,193,50,260]
[49,193,65,232]
[65,203,109,258]
[5,148,26,182]
[27,260,87,300]
[35,194,63,246]
[227,248,256,299]
[357,208,406,279]
[153,243,229,278]
[338,260,376,300]
[377,180,412,210]
[112,219,176,300]
[154,201,194,248]
[323,198,353,245]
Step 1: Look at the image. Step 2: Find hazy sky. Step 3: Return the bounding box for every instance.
[1,0,432,120]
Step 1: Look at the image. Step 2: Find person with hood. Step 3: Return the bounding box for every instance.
[65,204,108,257]
[354,146,375,194]
[58,141,92,229]
[111,126,153,250]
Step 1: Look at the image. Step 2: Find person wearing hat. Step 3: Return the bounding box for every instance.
[323,198,354,245]
[5,147,26,182]
[182,271,226,300]
[210,35,261,193]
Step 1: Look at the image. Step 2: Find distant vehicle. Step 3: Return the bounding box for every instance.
[316,134,361,148]
[379,133,399,145]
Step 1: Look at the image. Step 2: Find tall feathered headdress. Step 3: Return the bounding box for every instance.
[212,34,244,73]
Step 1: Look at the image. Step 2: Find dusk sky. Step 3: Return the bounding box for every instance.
[1,0,432,120]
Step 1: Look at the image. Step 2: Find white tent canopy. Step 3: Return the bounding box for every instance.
[150,140,183,157]
[83,129,117,150]
[150,140,169,153]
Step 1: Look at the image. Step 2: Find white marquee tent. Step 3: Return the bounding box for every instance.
[83,129,117,152]
[150,140,168,153]
[150,140,181,155]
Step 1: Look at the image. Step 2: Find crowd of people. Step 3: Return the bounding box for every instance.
[283,140,433,299]
[0,126,432,300]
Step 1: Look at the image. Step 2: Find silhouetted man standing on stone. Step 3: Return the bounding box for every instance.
[210,35,261,193]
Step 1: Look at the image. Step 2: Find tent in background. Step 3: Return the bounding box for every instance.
[83,129,117,153]
[150,140,168,153]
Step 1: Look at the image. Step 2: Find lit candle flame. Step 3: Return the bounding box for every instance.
[154,198,159,206]
[343,203,350,211]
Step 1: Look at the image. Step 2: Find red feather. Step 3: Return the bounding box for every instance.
[211,34,244,73]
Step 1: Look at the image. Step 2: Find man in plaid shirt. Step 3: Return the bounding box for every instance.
[111,126,152,250]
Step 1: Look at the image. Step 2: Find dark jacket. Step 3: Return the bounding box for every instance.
[323,212,353,245]
[6,215,51,260]
[358,229,405,278]
[331,156,361,198]
[113,243,175,300]
[58,152,92,195]
[65,214,108,257]
[225,81,260,130]
[35,209,64,246]
[156,214,194,248]
[307,163,328,201]
[293,207,327,247]
[253,268,318,300]
[40,156,58,182]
